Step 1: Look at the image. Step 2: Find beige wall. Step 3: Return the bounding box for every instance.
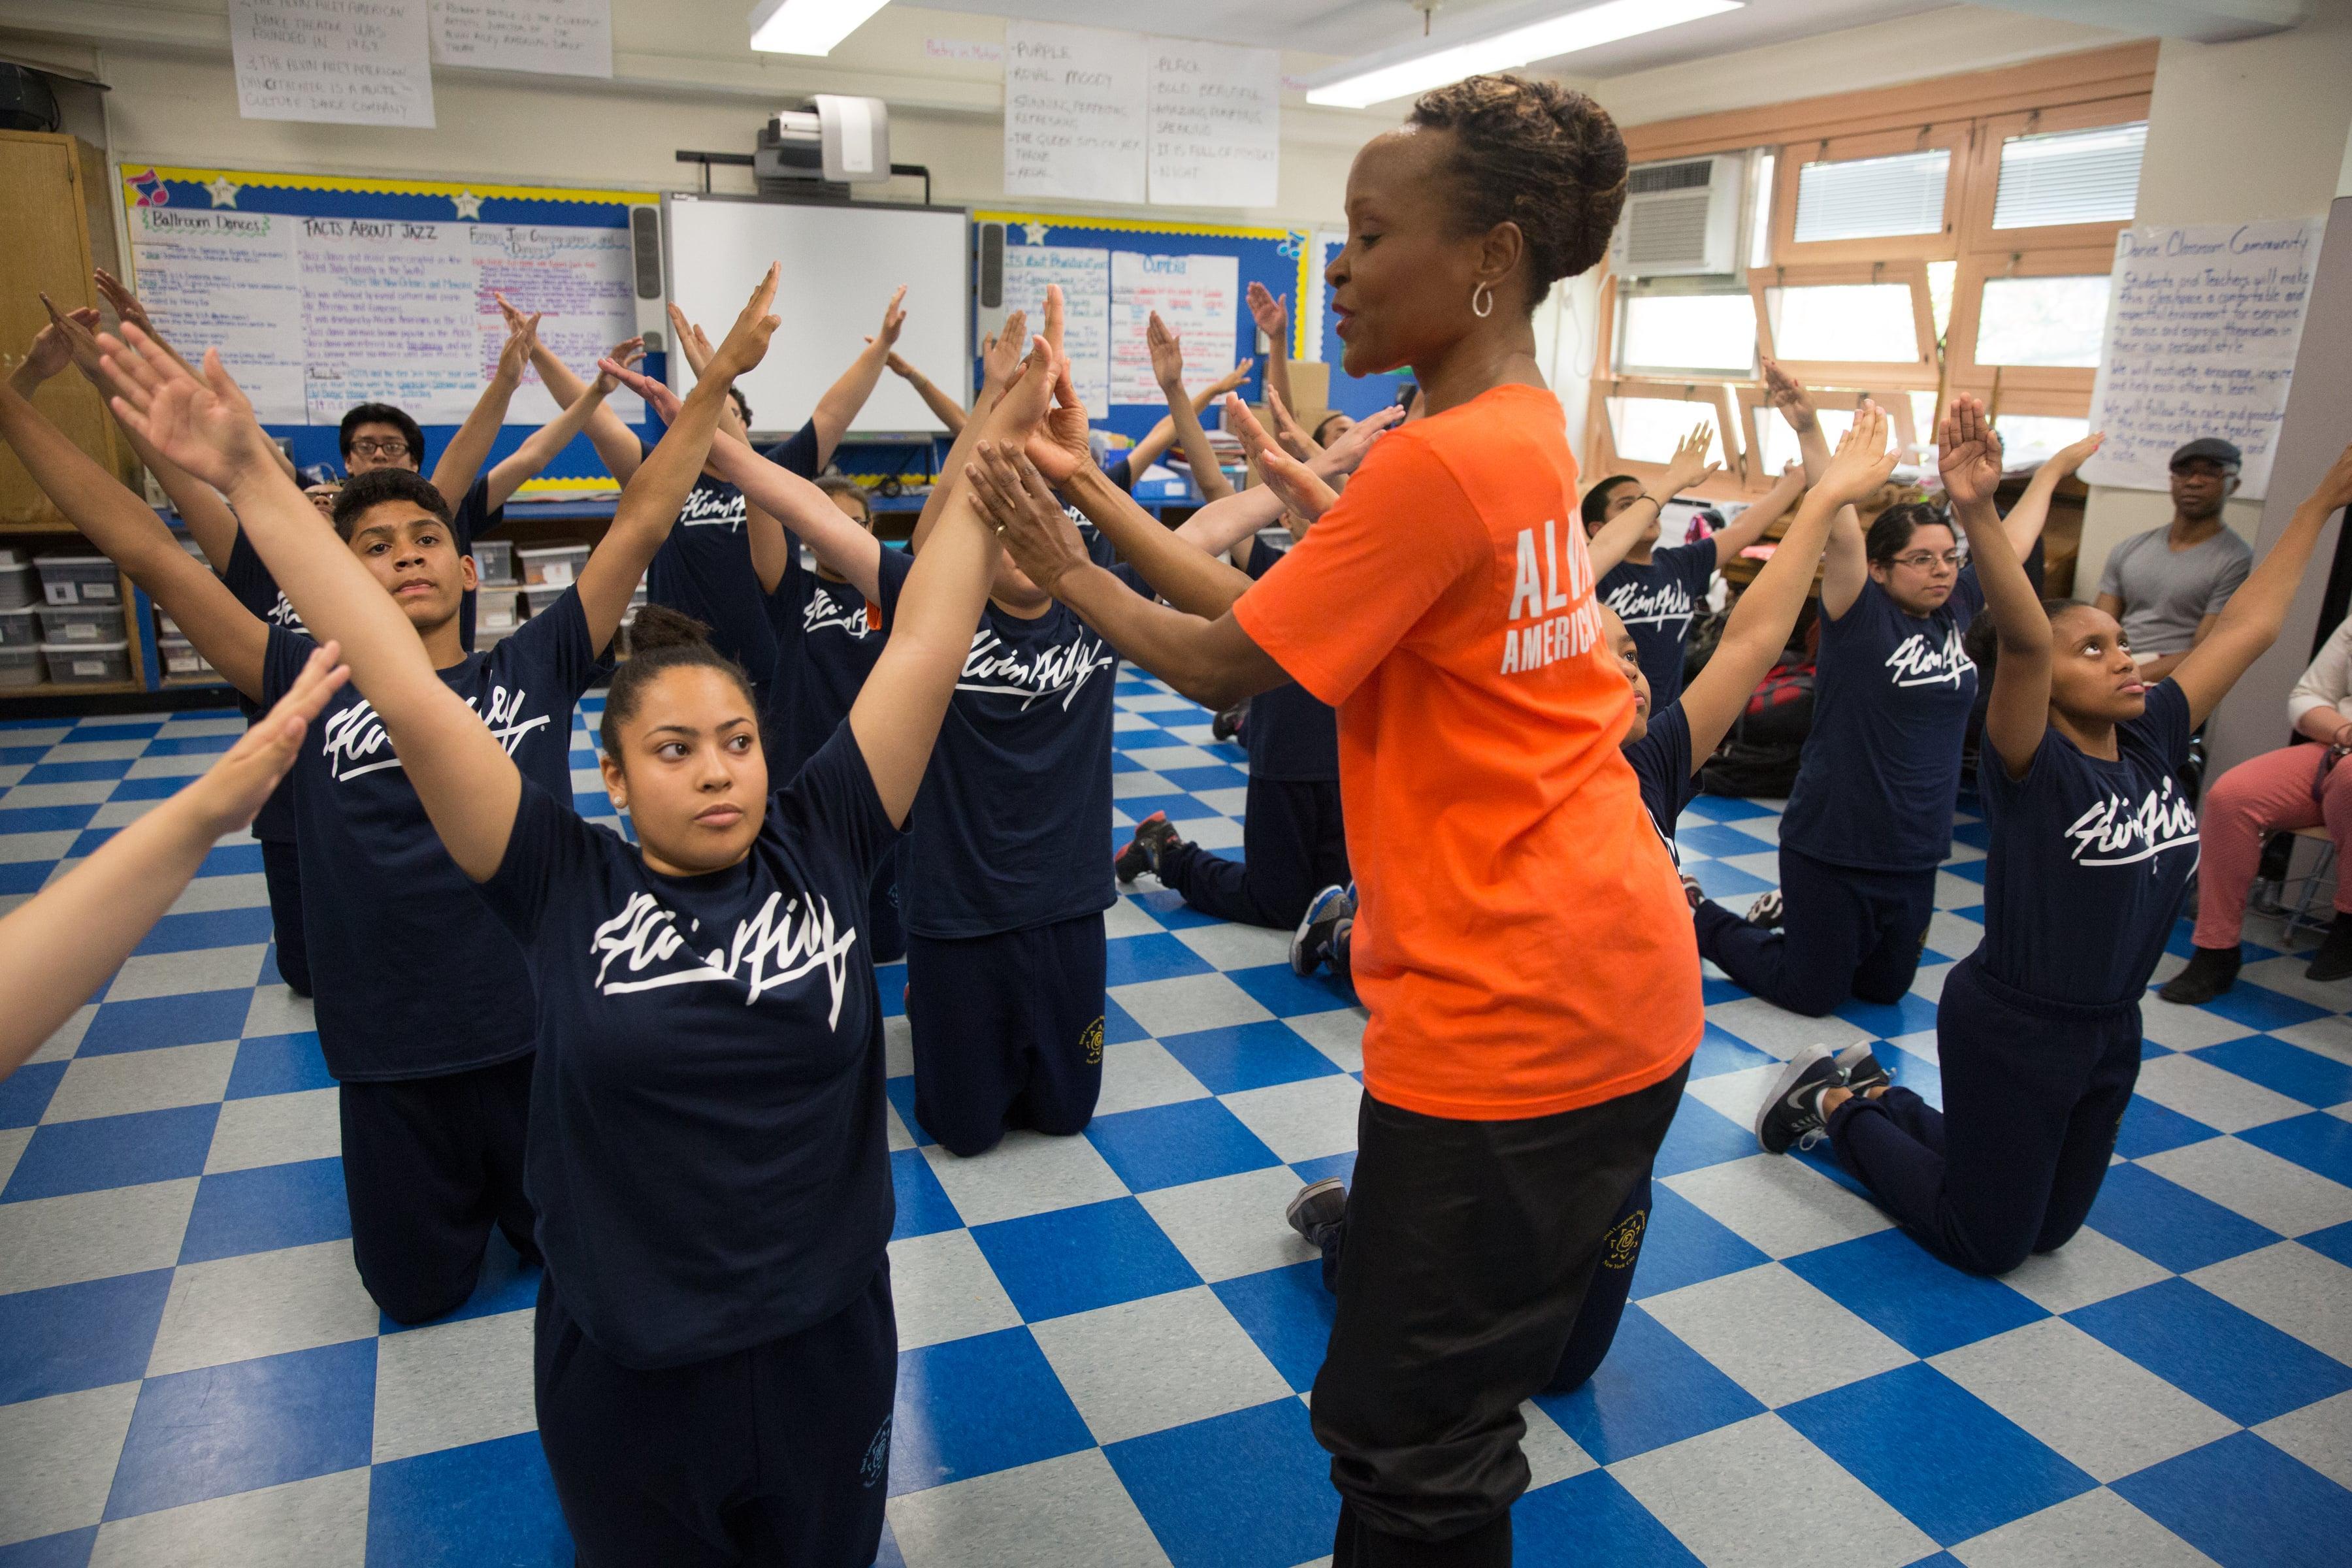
[2072,8,2352,600]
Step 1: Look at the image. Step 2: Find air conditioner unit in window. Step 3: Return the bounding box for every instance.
[1610,153,1746,278]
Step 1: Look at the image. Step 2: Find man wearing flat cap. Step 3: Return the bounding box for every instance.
[2095,436,2253,682]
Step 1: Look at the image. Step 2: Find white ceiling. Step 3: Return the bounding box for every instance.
[909,0,1959,74]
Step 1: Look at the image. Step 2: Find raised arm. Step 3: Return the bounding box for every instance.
[502,294,645,486]
[0,378,266,698]
[883,347,966,434]
[1936,397,2052,776]
[1765,365,1869,619]
[1148,313,1233,502]
[1706,461,1805,562]
[805,286,906,466]
[478,357,633,510]
[1589,424,1720,578]
[1680,410,1897,763]
[573,271,781,653]
[850,337,1054,826]
[432,310,536,508]
[1993,430,2102,560]
[984,446,1288,709]
[107,329,525,881]
[2172,442,2352,730]
[94,269,297,484]
[0,646,348,1081]
[1246,284,1294,429]
[910,305,1028,555]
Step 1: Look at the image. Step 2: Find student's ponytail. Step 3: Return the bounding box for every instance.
[599,605,757,759]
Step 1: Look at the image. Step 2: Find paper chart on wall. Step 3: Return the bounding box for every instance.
[1147,38,1280,208]
[998,246,1113,414]
[1002,22,1148,204]
[129,208,642,427]
[428,0,612,78]
[229,0,437,128]
[2082,218,2325,502]
[1109,252,1241,407]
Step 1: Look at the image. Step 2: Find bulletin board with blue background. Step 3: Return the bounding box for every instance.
[972,210,1406,448]
[117,163,660,494]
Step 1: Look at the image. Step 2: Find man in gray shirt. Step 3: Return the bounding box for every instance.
[2095,436,2253,681]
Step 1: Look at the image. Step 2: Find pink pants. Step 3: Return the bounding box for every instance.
[2194,742,2352,949]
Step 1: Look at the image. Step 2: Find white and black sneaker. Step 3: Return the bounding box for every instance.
[1286,1177,1348,1241]
[1292,883,1355,976]
[1746,889,1785,930]
[1756,1043,1843,1154]
[1832,1044,1892,1098]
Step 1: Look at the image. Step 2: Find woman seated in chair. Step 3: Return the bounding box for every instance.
[2166,613,2352,1000]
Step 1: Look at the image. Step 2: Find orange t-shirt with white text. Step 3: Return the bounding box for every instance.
[1233,384,1701,1120]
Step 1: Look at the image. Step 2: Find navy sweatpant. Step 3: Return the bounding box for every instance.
[1695,845,1936,1017]
[338,1052,536,1324]
[906,911,1106,1157]
[1311,1169,1650,1396]
[1158,776,1348,932]
[536,1264,896,1567]
[1827,955,2140,1275]
[259,837,310,996]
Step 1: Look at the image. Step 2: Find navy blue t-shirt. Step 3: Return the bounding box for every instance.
[222,528,308,845]
[763,541,914,780]
[449,475,495,651]
[1623,702,1697,865]
[883,522,1135,938]
[1780,570,1985,873]
[262,590,599,1081]
[1976,680,2197,1005]
[1599,538,1716,709]
[479,723,898,1369]
[641,423,821,694]
[1242,536,1339,783]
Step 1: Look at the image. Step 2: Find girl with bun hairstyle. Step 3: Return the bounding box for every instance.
[107,263,1067,1567]
[978,74,1690,1565]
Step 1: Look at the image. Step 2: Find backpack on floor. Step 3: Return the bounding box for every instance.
[1699,661,1814,798]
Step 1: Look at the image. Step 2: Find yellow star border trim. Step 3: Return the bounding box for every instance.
[120,164,659,208]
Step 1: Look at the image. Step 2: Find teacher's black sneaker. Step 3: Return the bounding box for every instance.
[1832,1044,1891,1098]
[1212,700,1249,743]
[2159,944,2240,1005]
[1757,1043,1842,1154]
[2308,914,2352,984]
[1115,812,1183,883]
[1292,883,1355,975]
[1286,1177,1347,1241]
[1746,889,1785,930]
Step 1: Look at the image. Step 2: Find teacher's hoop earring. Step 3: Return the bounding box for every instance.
[1471,282,1495,319]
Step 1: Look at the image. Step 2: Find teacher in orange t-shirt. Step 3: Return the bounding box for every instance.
[973,75,1702,1566]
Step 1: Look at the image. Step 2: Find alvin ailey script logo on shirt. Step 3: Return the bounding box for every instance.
[319,685,551,782]
[2066,776,2200,871]
[1883,624,1972,689]
[590,889,860,1026]
[1601,576,1695,633]
[805,585,878,641]
[678,484,747,532]
[957,626,1117,711]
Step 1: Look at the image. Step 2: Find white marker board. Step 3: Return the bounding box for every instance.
[662,195,970,438]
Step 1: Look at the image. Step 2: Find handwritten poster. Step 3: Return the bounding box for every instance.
[1110,252,1241,406]
[131,210,641,427]
[230,0,436,128]
[429,0,612,78]
[1000,246,1111,412]
[2083,218,2325,501]
[1148,39,1280,208]
[1003,22,1147,204]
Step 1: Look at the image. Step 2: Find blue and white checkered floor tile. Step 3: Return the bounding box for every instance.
[2,676,2350,1567]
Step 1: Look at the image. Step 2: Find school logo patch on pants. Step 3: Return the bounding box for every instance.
[1603,1208,1647,1270]
[1081,1016,1105,1065]
[860,1416,892,1488]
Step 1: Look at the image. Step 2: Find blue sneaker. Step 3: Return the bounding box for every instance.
[1756,1043,1842,1154]
[1292,883,1354,975]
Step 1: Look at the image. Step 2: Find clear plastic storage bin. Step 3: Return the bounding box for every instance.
[477,586,523,633]
[518,543,591,589]
[0,645,42,687]
[0,608,37,647]
[38,606,124,644]
[474,538,516,585]
[41,640,131,685]
[0,547,33,611]
[35,554,120,606]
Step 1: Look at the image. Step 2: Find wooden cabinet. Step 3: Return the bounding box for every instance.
[1,131,148,695]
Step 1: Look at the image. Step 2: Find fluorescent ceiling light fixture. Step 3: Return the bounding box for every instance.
[747,0,889,56]
[1305,0,1741,109]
